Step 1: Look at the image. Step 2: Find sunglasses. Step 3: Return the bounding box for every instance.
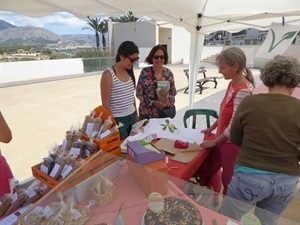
[126,56,139,63]
[153,55,165,60]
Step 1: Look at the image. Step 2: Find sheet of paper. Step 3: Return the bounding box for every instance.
[144,118,204,144]
[153,138,202,163]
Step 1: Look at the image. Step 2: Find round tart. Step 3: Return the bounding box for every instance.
[144,197,202,225]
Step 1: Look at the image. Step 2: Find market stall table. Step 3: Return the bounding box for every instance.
[164,133,215,181]
[17,162,240,225]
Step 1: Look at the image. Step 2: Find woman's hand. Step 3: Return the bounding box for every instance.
[153,101,167,109]
[200,139,217,149]
[201,126,215,136]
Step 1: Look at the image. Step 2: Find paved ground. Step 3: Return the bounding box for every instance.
[0,62,261,182]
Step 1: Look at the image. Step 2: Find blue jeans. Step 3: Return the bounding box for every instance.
[219,172,299,225]
[114,111,137,140]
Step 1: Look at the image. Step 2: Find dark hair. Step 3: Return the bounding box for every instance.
[145,45,168,65]
[216,47,255,87]
[116,41,139,87]
[260,55,300,88]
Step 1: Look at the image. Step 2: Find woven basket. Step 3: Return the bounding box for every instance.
[89,175,114,207]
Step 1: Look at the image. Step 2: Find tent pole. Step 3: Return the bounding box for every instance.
[188,33,205,109]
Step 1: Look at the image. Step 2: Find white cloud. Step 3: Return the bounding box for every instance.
[0,11,92,34]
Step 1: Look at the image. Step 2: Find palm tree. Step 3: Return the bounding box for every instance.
[110,11,139,22]
[82,16,108,48]
[98,19,108,48]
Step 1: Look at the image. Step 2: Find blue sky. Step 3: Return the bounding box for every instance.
[0,11,97,35]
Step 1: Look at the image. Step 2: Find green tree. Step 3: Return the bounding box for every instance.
[82,16,108,48]
[98,19,108,48]
[110,11,139,22]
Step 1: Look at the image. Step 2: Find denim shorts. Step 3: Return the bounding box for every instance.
[220,172,299,225]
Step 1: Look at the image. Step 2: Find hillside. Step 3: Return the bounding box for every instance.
[0,20,95,47]
[0,19,16,30]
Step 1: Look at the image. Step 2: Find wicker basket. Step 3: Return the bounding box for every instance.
[89,174,114,207]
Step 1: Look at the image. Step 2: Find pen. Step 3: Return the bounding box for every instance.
[170,166,179,169]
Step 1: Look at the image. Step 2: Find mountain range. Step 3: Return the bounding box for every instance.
[0,20,96,47]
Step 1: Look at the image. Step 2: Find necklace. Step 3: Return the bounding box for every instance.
[153,67,164,80]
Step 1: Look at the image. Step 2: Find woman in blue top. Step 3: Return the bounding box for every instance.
[100,41,139,140]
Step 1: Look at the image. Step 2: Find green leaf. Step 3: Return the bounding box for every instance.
[268,30,297,52]
[163,126,167,131]
[165,119,170,124]
[168,126,174,133]
[282,31,297,40]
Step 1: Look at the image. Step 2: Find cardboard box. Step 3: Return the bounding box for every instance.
[127,155,168,196]
[127,140,165,165]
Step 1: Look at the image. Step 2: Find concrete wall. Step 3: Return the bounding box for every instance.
[112,21,157,55]
[159,27,172,63]
[0,58,84,85]
[110,21,191,65]
[109,22,300,67]
[166,25,191,64]
[1,45,299,86]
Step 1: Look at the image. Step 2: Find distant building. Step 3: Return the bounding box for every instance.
[206,28,300,46]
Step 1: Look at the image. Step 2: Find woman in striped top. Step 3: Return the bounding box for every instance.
[199,47,255,195]
[100,41,139,140]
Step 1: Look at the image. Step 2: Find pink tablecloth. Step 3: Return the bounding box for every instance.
[253,84,300,99]
[86,165,239,225]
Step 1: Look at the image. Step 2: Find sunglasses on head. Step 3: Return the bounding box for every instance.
[153,55,165,60]
[126,56,139,63]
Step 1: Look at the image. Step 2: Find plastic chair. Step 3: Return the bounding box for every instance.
[183,109,218,129]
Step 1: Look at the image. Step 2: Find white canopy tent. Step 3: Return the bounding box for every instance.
[2,0,300,108]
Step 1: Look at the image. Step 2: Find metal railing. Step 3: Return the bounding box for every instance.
[81,57,115,73]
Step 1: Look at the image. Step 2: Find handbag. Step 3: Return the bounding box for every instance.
[158,105,176,119]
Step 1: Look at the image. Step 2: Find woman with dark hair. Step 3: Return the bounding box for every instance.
[136,45,177,119]
[100,41,139,140]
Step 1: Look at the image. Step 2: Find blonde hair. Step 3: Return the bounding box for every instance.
[216,47,255,86]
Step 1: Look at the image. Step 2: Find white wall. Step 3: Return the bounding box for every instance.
[112,21,157,56]
[201,46,223,59]
[0,58,84,84]
[110,21,192,65]
[160,24,191,64]
[1,45,299,86]
[159,27,172,63]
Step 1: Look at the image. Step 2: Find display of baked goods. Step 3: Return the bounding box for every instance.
[144,197,203,225]
[0,181,47,218]
[25,197,90,225]
[80,109,119,141]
